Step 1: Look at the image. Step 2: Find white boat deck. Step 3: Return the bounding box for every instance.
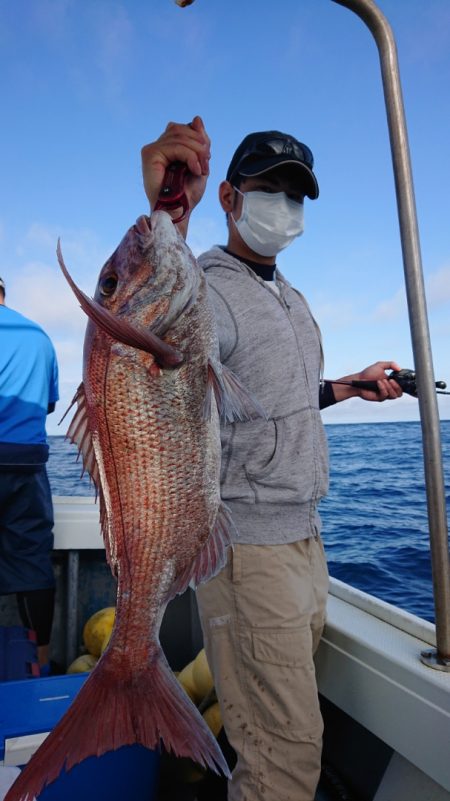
[316,579,450,797]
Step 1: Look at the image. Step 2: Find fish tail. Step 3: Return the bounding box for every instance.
[4,663,126,801]
[4,648,229,801]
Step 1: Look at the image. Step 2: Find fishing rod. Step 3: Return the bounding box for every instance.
[333,0,450,669]
[326,369,450,397]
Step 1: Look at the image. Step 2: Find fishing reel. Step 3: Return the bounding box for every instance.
[387,369,448,397]
[332,369,449,396]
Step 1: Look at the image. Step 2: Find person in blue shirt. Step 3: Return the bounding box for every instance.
[0,276,59,673]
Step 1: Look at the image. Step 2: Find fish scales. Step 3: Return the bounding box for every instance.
[5,210,266,801]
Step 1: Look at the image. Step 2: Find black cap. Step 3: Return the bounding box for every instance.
[226,130,319,199]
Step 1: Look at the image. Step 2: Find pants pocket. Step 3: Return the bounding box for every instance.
[245,625,323,740]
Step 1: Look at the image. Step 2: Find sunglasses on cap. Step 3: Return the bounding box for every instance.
[239,137,314,170]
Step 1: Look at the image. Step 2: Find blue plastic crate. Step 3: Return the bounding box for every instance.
[0,627,39,681]
[0,674,159,800]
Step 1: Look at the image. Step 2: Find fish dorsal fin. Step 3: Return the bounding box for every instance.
[64,383,100,492]
[63,385,115,570]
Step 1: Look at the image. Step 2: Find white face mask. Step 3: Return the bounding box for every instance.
[231,188,304,257]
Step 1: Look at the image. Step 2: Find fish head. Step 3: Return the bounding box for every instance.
[93,212,199,336]
[58,211,202,368]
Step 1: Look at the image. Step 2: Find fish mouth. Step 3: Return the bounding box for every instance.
[57,238,184,368]
[135,214,152,237]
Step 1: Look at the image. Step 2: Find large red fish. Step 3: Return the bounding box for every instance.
[6,210,264,801]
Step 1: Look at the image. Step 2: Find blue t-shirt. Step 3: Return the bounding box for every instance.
[0,305,59,446]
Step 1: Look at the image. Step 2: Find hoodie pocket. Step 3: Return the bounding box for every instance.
[220,409,328,505]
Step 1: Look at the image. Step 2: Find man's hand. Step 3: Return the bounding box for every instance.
[141,116,211,233]
[332,361,404,403]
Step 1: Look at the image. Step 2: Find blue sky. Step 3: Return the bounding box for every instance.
[1,0,449,434]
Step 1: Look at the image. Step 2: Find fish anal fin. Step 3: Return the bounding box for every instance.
[171,503,236,598]
[203,360,267,423]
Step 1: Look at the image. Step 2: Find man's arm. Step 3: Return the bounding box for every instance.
[325,361,403,404]
[141,116,211,239]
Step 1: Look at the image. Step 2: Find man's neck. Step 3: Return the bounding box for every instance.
[223,248,276,281]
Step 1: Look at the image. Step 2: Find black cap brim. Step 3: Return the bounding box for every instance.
[237,156,319,200]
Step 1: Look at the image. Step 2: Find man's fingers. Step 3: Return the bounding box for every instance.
[142,143,202,178]
[376,377,403,400]
[141,117,210,214]
[142,118,210,181]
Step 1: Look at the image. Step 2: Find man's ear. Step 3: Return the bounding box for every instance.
[219,180,235,213]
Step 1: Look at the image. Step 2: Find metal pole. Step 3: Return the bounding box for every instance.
[66,550,79,668]
[332,0,450,667]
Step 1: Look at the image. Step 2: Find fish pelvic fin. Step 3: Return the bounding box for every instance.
[203,360,267,423]
[4,650,229,801]
[171,503,236,597]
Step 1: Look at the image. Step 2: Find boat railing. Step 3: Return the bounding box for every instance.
[332,0,450,670]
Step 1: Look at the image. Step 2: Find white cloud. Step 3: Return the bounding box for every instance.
[25,223,60,251]
[94,4,134,101]
[372,287,407,321]
[23,222,111,287]
[322,392,420,425]
[7,262,86,334]
[30,0,74,40]
[426,264,450,307]
[313,299,359,330]
[371,264,450,323]
[53,338,84,381]
[321,387,450,425]
[187,216,224,257]
[3,221,113,431]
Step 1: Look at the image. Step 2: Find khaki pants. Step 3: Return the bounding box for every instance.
[196,536,329,801]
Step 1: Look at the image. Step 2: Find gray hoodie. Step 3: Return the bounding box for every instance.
[199,246,329,545]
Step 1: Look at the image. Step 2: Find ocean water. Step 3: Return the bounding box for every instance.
[47,419,450,624]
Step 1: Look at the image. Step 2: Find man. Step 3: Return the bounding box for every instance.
[0,276,59,674]
[141,117,402,801]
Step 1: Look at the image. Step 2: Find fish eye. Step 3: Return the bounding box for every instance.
[99,274,118,296]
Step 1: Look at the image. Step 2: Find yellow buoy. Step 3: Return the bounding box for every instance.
[177,660,202,703]
[202,701,222,738]
[83,607,115,657]
[192,648,214,699]
[100,628,112,654]
[66,653,98,674]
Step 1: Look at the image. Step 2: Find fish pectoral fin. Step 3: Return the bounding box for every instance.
[203,360,268,423]
[57,239,183,368]
[170,504,236,598]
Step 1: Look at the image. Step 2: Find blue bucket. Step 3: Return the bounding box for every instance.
[37,745,159,801]
[0,674,160,801]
